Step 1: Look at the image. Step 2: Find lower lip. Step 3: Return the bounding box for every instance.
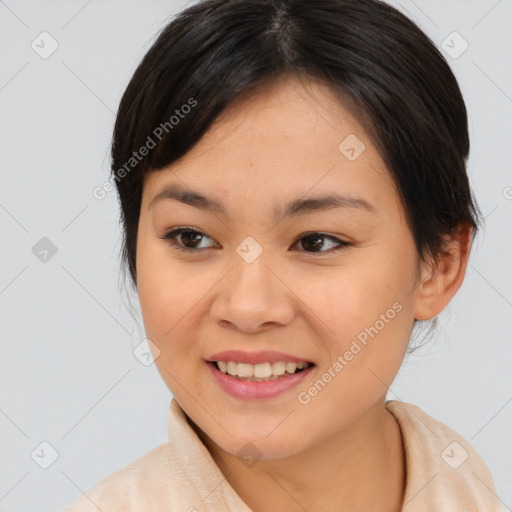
[205,361,315,400]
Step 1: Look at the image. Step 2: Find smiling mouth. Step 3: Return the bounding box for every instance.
[210,360,314,381]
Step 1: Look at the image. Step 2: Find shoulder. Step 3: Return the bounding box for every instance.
[60,441,187,512]
[60,398,252,512]
[386,400,504,512]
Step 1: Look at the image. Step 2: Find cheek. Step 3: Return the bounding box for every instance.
[136,262,207,397]
[136,235,193,345]
[310,245,416,374]
[313,256,410,331]
[136,237,222,376]
[138,270,200,346]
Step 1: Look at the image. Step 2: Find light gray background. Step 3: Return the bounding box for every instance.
[0,0,511,510]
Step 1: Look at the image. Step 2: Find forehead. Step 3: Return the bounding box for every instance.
[142,76,396,213]
[183,76,371,156]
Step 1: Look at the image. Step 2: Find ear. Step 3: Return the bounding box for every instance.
[413,223,473,321]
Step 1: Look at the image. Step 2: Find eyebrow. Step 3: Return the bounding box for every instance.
[148,183,376,220]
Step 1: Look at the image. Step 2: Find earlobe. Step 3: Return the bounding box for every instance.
[413,224,473,321]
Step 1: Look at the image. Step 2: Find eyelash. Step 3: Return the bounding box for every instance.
[157,227,353,254]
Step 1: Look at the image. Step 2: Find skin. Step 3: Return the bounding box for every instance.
[135,75,472,511]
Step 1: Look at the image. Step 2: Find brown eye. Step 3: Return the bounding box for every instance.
[158,229,352,255]
[158,228,217,252]
[294,233,352,253]
[177,230,204,248]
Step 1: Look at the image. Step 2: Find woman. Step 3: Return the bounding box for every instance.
[63,0,503,510]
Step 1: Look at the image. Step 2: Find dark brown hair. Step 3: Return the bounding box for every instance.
[110,0,481,313]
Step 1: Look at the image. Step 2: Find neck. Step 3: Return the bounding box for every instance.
[191,398,406,512]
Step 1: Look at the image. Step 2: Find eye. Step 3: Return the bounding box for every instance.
[292,232,352,253]
[159,228,352,254]
[158,227,218,252]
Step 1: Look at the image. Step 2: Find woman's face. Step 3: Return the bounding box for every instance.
[136,76,423,460]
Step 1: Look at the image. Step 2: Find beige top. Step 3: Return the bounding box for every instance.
[61,399,504,511]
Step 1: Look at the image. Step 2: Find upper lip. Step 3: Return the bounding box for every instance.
[206,350,313,365]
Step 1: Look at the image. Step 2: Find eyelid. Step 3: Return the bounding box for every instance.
[158,227,353,254]
[157,226,218,252]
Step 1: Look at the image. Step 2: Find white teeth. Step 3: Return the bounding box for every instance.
[227,361,238,376]
[271,361,286,376]
[254,362,272,378]
[214,360,310,380]
[237,363,253,377]
[285,362,297,374]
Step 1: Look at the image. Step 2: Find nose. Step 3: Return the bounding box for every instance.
[210,251,296,334]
